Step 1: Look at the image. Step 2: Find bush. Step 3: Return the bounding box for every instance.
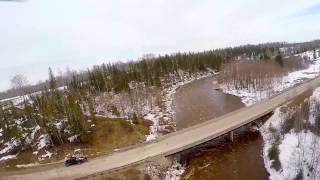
[268,143,281,171]
[275,54,284,67]
[110,105,120,117]
[132,113,139,125]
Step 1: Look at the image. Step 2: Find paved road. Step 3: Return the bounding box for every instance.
[3,77,320,180]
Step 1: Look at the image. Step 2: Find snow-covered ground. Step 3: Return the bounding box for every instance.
[261,88,320,180]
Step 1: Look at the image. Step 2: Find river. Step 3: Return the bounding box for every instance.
[174,76,269,180]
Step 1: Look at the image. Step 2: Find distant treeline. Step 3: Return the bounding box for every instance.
[1,39,320,99]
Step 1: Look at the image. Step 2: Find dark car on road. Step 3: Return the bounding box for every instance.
[64,156,88,167]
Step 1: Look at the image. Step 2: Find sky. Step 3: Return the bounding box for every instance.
[1,0,320,91]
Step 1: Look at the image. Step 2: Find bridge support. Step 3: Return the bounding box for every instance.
[229,131,234,142]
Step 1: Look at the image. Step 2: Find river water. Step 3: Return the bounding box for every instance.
[174,76,269,180]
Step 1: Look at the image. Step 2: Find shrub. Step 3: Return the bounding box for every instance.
[275,54,284,67]
[268,143,281,171]
[132,113,139,125]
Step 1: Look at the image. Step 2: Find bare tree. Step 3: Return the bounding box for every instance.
[10,74,29,90]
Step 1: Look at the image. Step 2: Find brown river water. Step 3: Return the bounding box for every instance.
[174,76,269,180]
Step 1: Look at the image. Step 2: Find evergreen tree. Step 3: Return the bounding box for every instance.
[275,52,284,67]
[48,67,57,90]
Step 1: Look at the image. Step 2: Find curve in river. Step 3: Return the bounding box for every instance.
[174,76,268,180]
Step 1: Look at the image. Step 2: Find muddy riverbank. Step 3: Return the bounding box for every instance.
[174,76,268,180]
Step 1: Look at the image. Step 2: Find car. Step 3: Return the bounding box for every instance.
[64,155,88,167]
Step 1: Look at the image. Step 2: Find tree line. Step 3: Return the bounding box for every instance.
[2,39,320,100]
[1,40,319,149]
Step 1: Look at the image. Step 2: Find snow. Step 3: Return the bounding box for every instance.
[38,150,54,161]
[260,87,320,180]
[31,125,40,140]
[68,134,79,143]
[308,88,320,125]
[144,112,160,142]
[16,163,40,168]
[74,148,81,152]
[55,122,63,131]
[0,154,17,162]
[267,129,320,180]
[41,150,53,158]
[37,134,50,150]
[0,139,19,155]
[278,131,320,180]
[165,160,186,180]
[0,96,26,107]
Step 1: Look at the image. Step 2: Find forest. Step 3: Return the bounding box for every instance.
[1,40,320,154]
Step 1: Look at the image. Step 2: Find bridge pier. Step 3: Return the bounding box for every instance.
[229,131,234,142]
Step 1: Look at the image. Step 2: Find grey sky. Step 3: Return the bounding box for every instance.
[1,0,320,91]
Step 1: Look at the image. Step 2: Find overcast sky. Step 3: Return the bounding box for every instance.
[1,0,320,91]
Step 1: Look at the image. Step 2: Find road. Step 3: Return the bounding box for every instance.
[3,76,320,180]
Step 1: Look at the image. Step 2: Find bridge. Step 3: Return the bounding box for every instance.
[3,76,320,180]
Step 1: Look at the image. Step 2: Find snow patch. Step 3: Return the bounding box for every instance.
[37,134,50,150]
[0,139,20,155]
[165,160,185,180]
[38,150,54,161]
[68,134,79,143]
[16,162,40,168]
[0,154,17,162]
[308,88,320,125]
